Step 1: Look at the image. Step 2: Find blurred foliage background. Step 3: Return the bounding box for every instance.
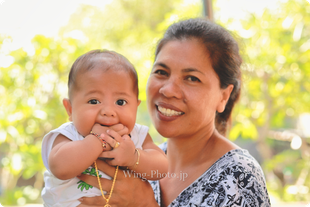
[0,0,310,205]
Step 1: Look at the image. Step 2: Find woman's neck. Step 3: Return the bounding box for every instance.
[159,128,239,207]
[166,126,217,173]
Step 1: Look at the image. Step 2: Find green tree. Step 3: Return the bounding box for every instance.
[221,0,310,201]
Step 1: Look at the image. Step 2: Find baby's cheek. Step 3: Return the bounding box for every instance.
[75,123,90,137]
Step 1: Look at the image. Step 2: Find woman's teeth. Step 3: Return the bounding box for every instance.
[158,106,183,116]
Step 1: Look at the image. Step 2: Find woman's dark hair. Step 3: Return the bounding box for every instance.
[155,18,242,136]
[68,49,139,99]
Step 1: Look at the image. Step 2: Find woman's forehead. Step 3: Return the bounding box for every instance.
[155,39,212,69]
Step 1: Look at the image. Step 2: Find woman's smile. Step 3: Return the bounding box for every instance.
[155,102,185,120]
[157,105,183,116]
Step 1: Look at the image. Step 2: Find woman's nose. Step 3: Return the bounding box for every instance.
[159,78,183,99]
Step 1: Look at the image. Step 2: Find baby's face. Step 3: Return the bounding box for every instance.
[66,67,140,137]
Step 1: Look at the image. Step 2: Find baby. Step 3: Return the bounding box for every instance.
[41,49,168,206]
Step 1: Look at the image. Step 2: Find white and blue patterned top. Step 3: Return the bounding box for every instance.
[150,142,271,207]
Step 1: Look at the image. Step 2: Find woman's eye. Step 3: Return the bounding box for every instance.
[88,99,100,104]
[116,99,127,106]
[154,69,168,76]
[186,76,201,82]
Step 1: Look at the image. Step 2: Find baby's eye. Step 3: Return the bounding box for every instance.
[186,76,201,82]
[116,99,127,106]
[88,99,100,104]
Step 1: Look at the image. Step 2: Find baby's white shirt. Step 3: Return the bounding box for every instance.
[41,122,148,207]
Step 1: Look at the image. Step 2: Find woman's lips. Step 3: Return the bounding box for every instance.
[155,103,184,118]
[157,105,183,116]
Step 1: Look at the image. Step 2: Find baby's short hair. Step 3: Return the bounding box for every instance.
[67,49,138,99]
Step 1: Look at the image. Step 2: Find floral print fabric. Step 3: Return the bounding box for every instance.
[150,143,271,207]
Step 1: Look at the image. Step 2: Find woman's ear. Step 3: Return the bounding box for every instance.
[216,84,234,113]
[63,98,73,121]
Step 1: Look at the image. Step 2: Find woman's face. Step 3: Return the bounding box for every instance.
[147,38,232,139]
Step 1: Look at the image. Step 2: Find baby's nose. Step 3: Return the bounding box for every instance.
[100,106,116,117]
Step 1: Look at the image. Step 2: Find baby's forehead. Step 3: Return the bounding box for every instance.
[81,64,130,77]
[69,51,139,99]
[75,64,137,93]
[73,67,136,91]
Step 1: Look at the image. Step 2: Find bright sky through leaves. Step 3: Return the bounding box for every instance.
[0,0,278,41]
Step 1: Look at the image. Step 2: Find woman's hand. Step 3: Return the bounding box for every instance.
[76,160,158,207]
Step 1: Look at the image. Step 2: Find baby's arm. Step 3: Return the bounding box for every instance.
[48,123,128,180]
[48,133,104,180]
[101,132,168,180]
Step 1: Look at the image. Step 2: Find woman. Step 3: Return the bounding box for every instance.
[77,18,271,207]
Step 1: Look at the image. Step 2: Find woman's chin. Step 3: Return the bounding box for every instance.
[153,123,178,138]
[150,109,184,138]
[156,129,173,138]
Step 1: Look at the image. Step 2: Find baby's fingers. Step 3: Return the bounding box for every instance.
[106,129,122,142]
[109,124,129,136]
[101,133,120,149]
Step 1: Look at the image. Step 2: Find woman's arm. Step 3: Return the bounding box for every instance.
[77,160,159,207]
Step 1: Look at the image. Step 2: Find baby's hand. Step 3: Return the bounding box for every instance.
[99,130,136,168]
[108,124,129,136]
[91,123,129,137]
[91,123,129,153]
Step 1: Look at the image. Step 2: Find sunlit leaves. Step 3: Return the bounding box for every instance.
[229,0,310,139]
[226,0,310,201]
